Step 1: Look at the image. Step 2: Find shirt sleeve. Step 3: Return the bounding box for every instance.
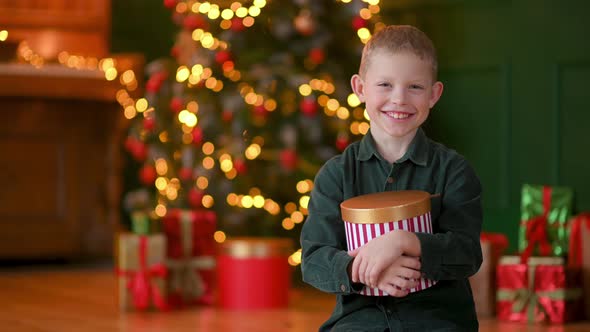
[414,158,483,281]
[300,157,364,295]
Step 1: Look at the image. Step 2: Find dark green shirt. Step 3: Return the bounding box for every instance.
[300,128,483,332]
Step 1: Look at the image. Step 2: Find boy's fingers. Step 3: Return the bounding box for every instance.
[351,257,359,282]
[358,258,369,284]
[368,260,386,287]
[400,256,421,270]
[348,248,359,257]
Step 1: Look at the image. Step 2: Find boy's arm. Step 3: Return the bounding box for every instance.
[300,160,364,295]
[414,159,483,281]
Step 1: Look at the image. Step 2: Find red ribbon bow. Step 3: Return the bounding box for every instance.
[568,213,590,267]
[118,236,169,311]
[480,232,509,259]
[520,186,553,263]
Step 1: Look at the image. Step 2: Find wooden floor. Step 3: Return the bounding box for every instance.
[1,262,590,332]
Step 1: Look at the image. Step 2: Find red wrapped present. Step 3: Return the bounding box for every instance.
[162,209,217,306]
[117,233,169,311]
[217,237,292,309]
[469,232,508,317]
[568,213,590,319]
[496,256,583,324]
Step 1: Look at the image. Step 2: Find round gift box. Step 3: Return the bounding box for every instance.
[340,190,437,296]
[217,237,292,309]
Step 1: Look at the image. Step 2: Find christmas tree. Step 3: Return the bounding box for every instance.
[123,0,383,253]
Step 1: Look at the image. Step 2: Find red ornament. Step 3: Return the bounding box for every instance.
[253,105,268,117]
[222,109,234,122]
[308,48,325,64]
[336,136,350,151]
[230,17,245,32]
[215,50,232,65]
[300,98,318,117]
[145,78,162,93]
[192,127,204,145]
[125,137,147,161]
[139,165,157,185]
[163,0,177,9]
[145,71,167,93]
[352,16,367,30]
[233,158,247,175]
[170,45,180,59]
[279,149,298,171]
[143,117,156,132]
[169,97,184,113]
[178,167,193,181]
[188,188,204,208]
[183,14,208,31]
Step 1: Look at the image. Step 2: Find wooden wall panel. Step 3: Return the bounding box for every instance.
[0,139,65,219]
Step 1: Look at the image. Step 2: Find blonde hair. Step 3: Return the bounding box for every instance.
[359,25,438,80]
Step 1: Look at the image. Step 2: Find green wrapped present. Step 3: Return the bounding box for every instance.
[131,211,155,235]
[518,184,573,259]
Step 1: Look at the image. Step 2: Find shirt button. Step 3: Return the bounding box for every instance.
[340,284,347,292]
[387,177,394,183]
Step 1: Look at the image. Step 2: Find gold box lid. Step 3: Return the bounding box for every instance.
[340,190,431,224]
[219,237,293,258]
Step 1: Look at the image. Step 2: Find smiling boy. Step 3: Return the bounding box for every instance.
[300,25,483,331]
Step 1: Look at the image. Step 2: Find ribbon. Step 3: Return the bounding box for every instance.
[520,186,553,263]
[117,236,169,311]
[568,213,590,267]
[480,232,509,260]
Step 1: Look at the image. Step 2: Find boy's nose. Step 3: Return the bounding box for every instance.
[390,87,407,104]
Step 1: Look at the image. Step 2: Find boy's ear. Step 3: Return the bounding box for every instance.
[350,74,365,102]
[429,81,444,108]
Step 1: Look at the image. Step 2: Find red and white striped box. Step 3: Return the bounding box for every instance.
[341,190,437,296]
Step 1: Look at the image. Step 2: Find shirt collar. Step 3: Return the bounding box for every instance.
[357,128,429,166]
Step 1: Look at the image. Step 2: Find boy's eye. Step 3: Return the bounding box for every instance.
[409,84,424,89]
[377,82,391,87]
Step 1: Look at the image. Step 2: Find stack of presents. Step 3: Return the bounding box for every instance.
[116,209,217,311]
[469,184,590,324]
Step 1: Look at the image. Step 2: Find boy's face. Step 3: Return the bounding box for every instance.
[351,50,443,142]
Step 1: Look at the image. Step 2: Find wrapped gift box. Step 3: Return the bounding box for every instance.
[217,237,292,309]
[519,184,573,259]
[469,233,508,317]
[162,209,217,306]
[496,256,583,324]
[568,213,590,319]
[117,233,168,311]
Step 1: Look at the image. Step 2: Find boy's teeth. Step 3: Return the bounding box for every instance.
[387,112,409,119]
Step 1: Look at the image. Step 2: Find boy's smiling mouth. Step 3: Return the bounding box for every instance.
[384,111,412,119]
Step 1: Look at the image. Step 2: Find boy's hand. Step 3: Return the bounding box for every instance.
[375,255,421,297]
[348,231,402,287]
